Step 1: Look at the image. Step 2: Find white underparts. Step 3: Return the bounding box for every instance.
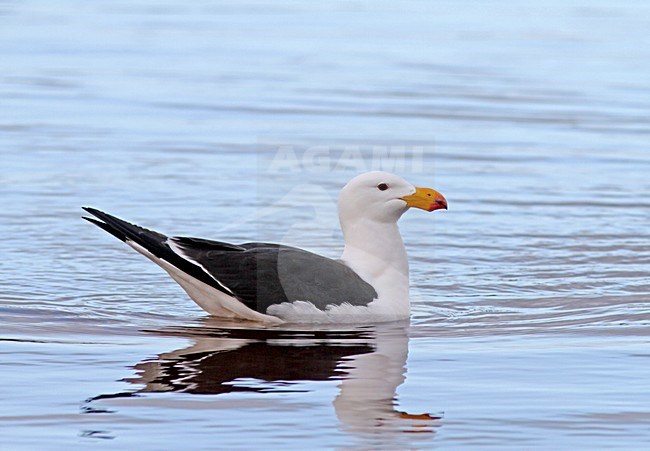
[125,240,282,324]
[266,300,408,323]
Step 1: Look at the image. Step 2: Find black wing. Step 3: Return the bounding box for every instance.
[170,238,378,313]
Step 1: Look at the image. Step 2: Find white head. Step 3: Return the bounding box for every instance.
[338,171,447,225]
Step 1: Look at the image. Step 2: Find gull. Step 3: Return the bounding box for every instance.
[83,171,447,323]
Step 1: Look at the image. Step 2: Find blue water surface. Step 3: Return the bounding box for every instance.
[1,1,649,449]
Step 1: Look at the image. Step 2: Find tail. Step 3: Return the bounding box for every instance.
[81,207,226,294]
[82,207,170,256]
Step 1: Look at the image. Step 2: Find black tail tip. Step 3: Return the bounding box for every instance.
[82,215,100,224]
[82,206,99,215]
[82,214,127,242]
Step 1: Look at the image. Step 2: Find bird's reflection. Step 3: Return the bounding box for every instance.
[87,319,440,436]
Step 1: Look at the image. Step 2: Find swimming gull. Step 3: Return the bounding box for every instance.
[82,171,447,323]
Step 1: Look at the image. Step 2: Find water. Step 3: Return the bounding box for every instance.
[1,0,649,448]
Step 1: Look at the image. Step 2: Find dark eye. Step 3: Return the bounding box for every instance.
[377,183,389,191]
